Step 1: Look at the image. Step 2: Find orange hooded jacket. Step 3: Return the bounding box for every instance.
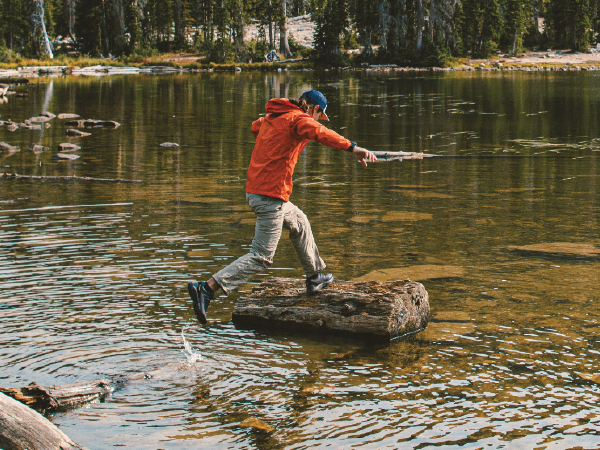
[246,98,352,202]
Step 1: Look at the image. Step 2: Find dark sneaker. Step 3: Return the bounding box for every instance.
[188,281,213,325]
[306,273,334,295]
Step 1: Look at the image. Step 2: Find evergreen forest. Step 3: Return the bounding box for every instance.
[1,0,600,66]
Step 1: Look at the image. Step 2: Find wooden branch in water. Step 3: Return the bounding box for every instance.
[0,392,83,450]
[232,278,430,342]
[1,173,142,183]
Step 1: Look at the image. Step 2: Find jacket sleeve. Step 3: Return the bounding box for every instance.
[251,117,265,138]
[291,115,352,151]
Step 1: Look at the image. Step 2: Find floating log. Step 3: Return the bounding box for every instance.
[0,392,82,450]
[232,278,429,342]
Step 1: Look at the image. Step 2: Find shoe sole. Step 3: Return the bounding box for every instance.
[307,279,333,295]
[188,282,207,325]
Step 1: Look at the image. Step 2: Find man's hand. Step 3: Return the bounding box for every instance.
[353,147,378,167]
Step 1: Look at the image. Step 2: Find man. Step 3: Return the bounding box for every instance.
[188,90,377,325]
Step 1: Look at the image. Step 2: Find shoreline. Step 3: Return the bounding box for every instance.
[3,49,600,78]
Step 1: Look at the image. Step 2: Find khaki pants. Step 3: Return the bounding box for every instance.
[213,193,326,294]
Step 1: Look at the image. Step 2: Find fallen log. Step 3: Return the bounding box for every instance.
[0,379,114,411]
[0,392,83,450]
[232,278,429,342]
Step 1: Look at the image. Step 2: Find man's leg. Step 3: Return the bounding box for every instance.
[282,202,332,293]
[189,194,286,324]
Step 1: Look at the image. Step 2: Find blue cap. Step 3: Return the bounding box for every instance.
[299,90,329,121]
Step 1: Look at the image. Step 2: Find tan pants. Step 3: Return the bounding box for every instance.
[213,193,326,294]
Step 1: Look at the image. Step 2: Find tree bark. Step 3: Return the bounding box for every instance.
[532,0,540,39]
[416,0,423,52]
[111,0,127,54]
[0,392,82,450]
[279,0,293,57]
[174,0,184,49]
[232,278,430,342]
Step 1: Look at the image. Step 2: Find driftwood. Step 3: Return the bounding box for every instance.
[0,379,114,411]
[232,278,429,342]
[0,392,82,450]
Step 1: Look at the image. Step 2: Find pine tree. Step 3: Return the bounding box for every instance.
[75,0,103,56]
[313,0,348,65]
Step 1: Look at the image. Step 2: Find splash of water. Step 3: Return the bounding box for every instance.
[181,326,203,365]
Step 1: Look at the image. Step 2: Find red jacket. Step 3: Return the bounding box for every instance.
[246,98,352,201]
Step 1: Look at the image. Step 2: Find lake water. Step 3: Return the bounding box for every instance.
[2,70,600,449]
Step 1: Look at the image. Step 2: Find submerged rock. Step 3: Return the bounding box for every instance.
[513,242,600,259]
[53,153,80,160]
[30,145,49,153]
[58,143,82,151]
[239,417,274,433]
[64,119,120,128]
[160,142,179,147]
[66,129,91,137]
[29,116,52,123]
[354,265,465,283]
[0,142,19,152]
[57,113,80,119]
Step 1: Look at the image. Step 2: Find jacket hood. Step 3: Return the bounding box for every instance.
[265,98,303,115]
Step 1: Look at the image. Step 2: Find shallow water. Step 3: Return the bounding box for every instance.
[1,70,600,449]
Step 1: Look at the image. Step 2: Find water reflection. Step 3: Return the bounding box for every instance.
[1,71,600,448]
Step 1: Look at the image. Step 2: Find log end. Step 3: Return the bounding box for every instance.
[232,278,429,343]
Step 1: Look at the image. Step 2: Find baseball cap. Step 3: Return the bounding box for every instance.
[299,90,329,121]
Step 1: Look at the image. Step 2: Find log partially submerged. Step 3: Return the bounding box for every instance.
[0,392,82,450]
[0,379,114,411]
[232,278,429,342]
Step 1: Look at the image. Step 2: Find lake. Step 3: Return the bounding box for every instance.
[1,69,600,449]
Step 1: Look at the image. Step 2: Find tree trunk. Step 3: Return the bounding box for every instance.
[101,0,110,55]
[111,0,127,54]
[0,392,82,450]
[232,278,430,343]
[429,0,435,43]
[279,0,293,57]
[237,1,244,44]
[532,0,540,39]
[511,29,517,54]
[174,0,184,49]
[416,0,423,52]
[37,0,54,58]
